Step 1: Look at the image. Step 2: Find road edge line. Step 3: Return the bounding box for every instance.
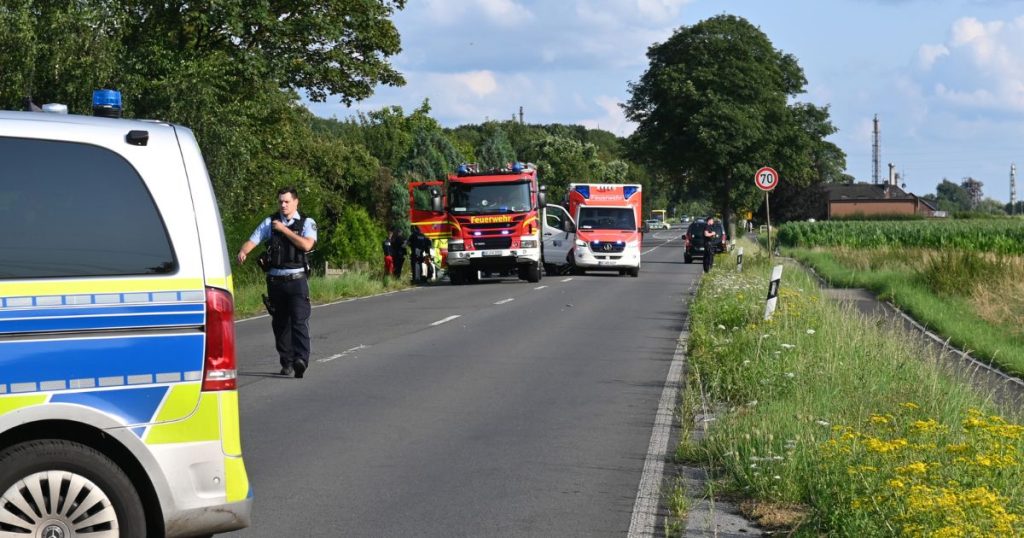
[627,280,691,537]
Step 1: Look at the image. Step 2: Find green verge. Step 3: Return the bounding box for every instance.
[232,272,411,319]
[788,248,1024,377]
[681,239,1024,536]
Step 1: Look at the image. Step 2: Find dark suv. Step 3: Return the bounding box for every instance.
[683,218,727,263]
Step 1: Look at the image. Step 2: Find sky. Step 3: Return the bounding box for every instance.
[305,0,1024,203]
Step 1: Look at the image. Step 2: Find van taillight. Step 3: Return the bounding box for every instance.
[203,287,237,391]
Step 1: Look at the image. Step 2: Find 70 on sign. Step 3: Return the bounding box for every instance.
[755,166,779,191]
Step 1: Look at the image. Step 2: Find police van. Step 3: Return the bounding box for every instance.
[0,92,251,536]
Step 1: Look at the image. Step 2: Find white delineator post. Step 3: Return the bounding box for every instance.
[764,264,783,320]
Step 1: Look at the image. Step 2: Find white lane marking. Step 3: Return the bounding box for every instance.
[641,238,674,256]
[627,281,691,537]
[238,288,410,324]
[494,298,515,305]
[430,315,461,326]
[560,278,574,282]
[316,344,367,363]
[534,285,548,290]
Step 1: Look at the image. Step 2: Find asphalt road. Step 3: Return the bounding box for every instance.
[231,229,698,537]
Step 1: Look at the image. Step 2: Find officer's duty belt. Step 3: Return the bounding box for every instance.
[267,273,307,283]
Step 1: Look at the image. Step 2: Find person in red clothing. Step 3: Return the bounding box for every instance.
[383,231,394,277]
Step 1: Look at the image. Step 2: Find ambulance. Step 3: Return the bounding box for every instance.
[543,183,643,277]
[0,91,251,536]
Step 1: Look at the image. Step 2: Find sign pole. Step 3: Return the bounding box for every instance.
[765,191,771,261]
[754,166,779,261]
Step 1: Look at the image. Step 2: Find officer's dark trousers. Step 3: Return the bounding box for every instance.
[702,250,714,273]
[393,256,405,277]
[267,277,311,368]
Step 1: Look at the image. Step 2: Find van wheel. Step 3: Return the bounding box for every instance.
[684,254,693,264]
[0,439,147,537]
[519,262,541,283]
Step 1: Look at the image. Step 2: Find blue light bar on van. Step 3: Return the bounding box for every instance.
[623,186,639,199]
[92,89,122,118]
[574,185,590,199]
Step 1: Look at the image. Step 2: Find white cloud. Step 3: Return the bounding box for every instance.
[917,44,949,70]
[450,71,499,97]
[579,95,636,136]
[920,16,1024,111]
[421,0,533,26]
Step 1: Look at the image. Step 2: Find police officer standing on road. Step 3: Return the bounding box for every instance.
[702,218,718,274]
[236,187,318,378]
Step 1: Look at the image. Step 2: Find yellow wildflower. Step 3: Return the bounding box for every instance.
[901,401,920,410]
[896,462,929,475]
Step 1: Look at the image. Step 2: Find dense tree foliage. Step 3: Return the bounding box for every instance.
[625,14,845,232]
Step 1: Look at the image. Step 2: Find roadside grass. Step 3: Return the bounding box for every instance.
[789,246,1024,377]
[233,271,410,319]
[681,239,1024,535]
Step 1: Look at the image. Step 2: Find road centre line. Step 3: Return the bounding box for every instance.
[641,238,674,256]
[534,285,547,290]
[316,344,367,363]
[494,298,515,305]
[430,315,461,326]
[560,278,573,282]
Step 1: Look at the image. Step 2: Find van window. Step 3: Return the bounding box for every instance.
[0,137,176,278]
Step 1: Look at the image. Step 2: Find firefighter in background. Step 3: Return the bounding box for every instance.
[408,227,432,283]
[390,228,406,277]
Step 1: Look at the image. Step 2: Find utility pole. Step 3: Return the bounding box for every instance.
[1011,163,1017,215]
[519,106,524,125]
[872,114,880,185]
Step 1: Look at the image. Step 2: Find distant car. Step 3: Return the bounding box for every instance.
[644,219,670,230]
[683,218,727,263]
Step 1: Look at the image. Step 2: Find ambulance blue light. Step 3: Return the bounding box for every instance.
[92,89,122,118]
[574,185,591,199]
[457,163,469,174]
[623,186,639,199]
[512,162,523,173]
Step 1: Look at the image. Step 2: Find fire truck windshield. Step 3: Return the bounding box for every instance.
[578,207,636,231]
[449,181,531,214]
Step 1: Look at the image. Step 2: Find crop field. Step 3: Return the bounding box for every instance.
[777,219,1024,254]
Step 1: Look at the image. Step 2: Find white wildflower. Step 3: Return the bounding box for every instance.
[773,475,781,480]
[784,372,795,378]
[806,329,816,335]
[717,324,726,330]
[747,400,758,407]
[816,420,830,427]
[780,343,795,349]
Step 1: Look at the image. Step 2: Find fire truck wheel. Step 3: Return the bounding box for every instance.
[449,267,465,285]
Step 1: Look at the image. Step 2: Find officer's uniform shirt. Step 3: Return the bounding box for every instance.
[248,211,318,276]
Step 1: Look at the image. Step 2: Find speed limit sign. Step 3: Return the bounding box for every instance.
[755,166,779,191]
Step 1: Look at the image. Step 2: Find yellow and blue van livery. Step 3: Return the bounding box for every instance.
[0,98,250,537]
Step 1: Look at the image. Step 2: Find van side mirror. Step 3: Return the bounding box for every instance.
[565,220,576,233]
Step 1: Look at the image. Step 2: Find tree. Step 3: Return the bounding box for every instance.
[935,179,972,213]
[477,123,516,169]
[961,177,984,209]
[624,14,843,235]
